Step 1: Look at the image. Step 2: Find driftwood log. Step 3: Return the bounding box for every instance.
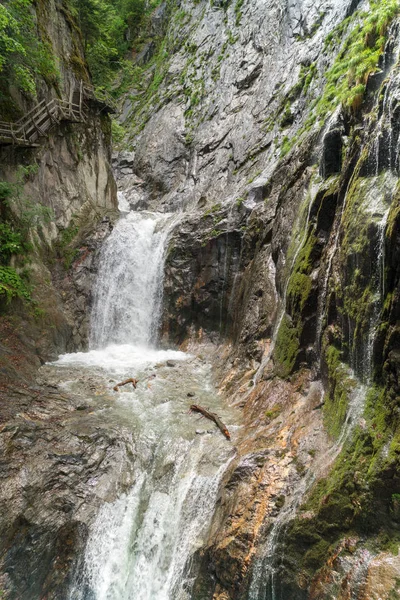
[112,374,156,392]
[113,378,139,392]
[190,404,231,440]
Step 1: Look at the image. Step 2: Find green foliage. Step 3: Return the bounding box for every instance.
[316,0,399,117]
[1,166,53,229]
[278,1,399,159]
[274,314,300,378]
[55,220,80,269]
[111,119,126,144]
[0,222,24,263]
[66,0,160,90]
[0,0,59,100]
[0,265,30,302]
[0,166,54,305]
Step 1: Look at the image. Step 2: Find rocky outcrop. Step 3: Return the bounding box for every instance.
[0,369,135,600]
[0,0,117,364]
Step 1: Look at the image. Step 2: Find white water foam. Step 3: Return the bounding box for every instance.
[56,344,188,375]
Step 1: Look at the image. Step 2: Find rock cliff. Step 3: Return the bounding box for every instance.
[1,0,400,598]
[0,0,117,376]
[0,1,119,597]
[117,0,400,597]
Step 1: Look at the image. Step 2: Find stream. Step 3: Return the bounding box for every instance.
[40,203,239,600]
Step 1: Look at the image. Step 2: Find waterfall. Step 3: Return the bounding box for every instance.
[70,434,234,600]
[90,209,176,348]
[364,208,389,380]
[60,196,238,600]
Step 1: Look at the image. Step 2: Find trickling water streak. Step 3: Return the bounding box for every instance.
[90,211,177,349]
[248,379,367,600]
[252,186,315,386]
[219,203,236,334]
[365,209,389,381]
[315,170,355,355]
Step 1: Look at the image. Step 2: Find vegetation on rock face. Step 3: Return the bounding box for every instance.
[280,0,399,156]
[0,166,52,306]
[318,0,399,115]
[0,0,59,113]
[65,0,162,92]
[0,181,31,304]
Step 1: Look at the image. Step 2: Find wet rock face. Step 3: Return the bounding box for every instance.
[0,375,135,600]
[162,211,243,343]
[120,0,357,213]
[162,197,279,357]
[130,0,400,596]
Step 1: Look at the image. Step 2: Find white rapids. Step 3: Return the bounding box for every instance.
[48,204,239,600]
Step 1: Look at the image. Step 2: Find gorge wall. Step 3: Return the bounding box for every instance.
[0,0,117,382]
[0,2,121,598]
[1,0,400,598]
[116,0,400,598]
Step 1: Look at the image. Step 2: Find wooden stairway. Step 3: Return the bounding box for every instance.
[0,81,108,147]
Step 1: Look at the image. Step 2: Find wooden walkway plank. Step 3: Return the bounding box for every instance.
[0,81,103,147]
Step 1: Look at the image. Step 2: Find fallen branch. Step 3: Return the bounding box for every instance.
[112,374,156,392]
[113,378,139,392]
[190,404,231,440]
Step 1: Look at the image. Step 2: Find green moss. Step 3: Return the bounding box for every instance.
[204,203,222,216]
[287,232,316,313]
[280,102,294,128]
[247,171,262,185]
[265,405,282,422]
[323,346,356,438]
[287,273,312,312]
[387,180,400,237]
[303,539,331,570]
[274,314,300,378]
[55,221,80,270]
[282,373,400,581]
[280,136,292,158]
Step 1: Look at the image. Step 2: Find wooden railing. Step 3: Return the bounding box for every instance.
[0,80,112,147]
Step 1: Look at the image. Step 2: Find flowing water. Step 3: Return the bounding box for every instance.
[90,210,177,348]
[43,202,239,600]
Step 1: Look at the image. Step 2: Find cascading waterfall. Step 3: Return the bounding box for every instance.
[364,208,389,380]
[90,209,176,348]
[59,195,238,600]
